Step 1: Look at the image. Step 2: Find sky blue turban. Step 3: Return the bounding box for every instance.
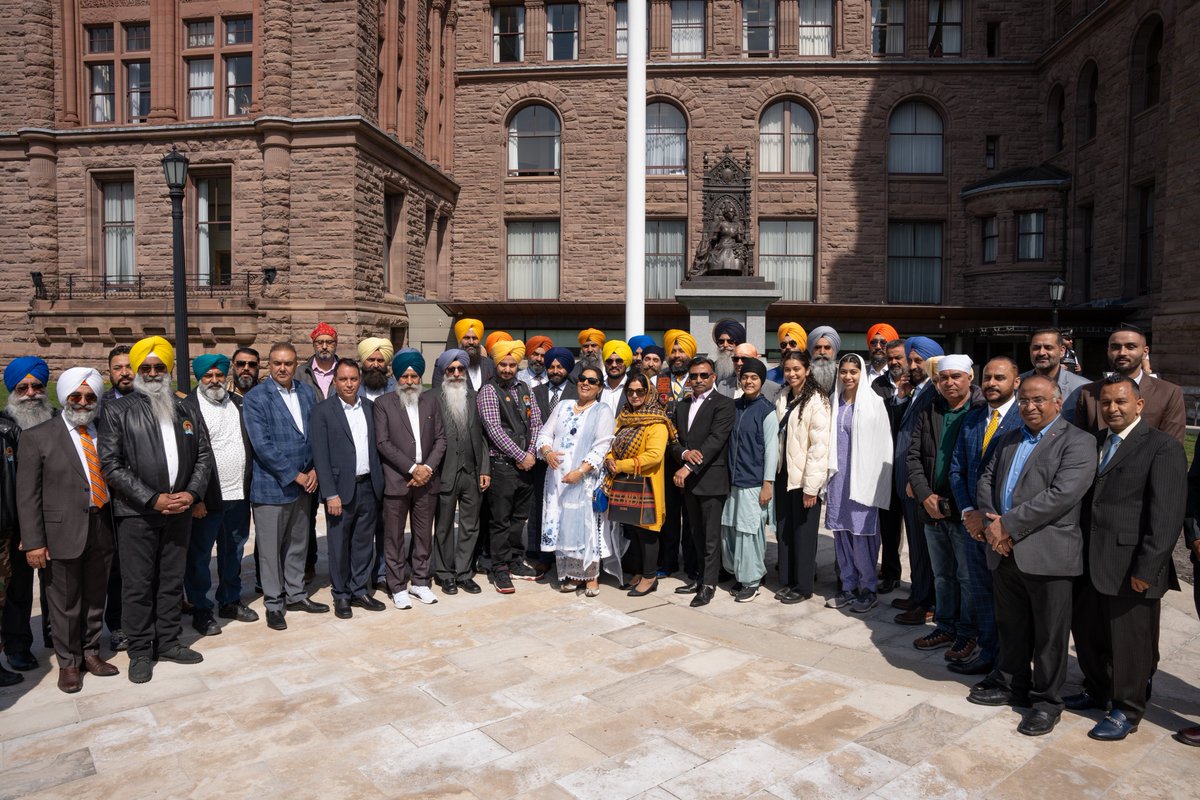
[807,326,842,355]
[627,335,655,353]
[435,348,468,373]
[192,353,230,381]
[904,336,944,360]
[391,348,425,378]
[544,347,575,374]
[4,356,49,392]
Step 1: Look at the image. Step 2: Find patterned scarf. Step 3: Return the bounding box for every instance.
[607,392,679,489]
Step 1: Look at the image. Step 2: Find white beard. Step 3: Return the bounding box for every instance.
[397,383,422,410]
[133,373,177,424]
[62,403,99,428]
[5,394,53,430]
[811,358,837,394]
[442,379,469,430]
[715,351,736,383]
[201,383,228,404]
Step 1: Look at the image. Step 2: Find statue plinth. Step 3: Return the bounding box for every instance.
[675,275,781,355]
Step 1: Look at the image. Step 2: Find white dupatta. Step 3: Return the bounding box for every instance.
[827,354,894,510]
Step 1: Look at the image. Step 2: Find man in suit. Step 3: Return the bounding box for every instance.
[1178,435,1200,747]
[1073,325,1186,443]
[100,344,134,653]
[243,342,327,632]
[376,349,447,609]
[431,349,492,595]
[949,356,1022,676]
[17,368,117,693]
[433,318,495,390]
[309,360,386,618]
[872,339,910,593]
[1068,376,1187,740]
[969,375,1097,736]
[670,356,735,608]
[891,336,944,623]
[1021,328,1089,421]
[657,330,698,578]
[528,348,578,577]
[98,337,214,683]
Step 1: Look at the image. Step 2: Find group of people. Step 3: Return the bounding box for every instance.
[0,316,1198,748]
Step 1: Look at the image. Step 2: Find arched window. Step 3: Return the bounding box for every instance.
[759,101,816,174]
[646,102,687,175]
[507,104,561,177]
[888,101,943,174]
[1132,18,1163,112]
[1047,85,1065,153]
[1077,62,1098,142]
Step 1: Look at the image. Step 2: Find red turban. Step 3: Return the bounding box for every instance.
[311,322,337,341]
[526,335,554,355]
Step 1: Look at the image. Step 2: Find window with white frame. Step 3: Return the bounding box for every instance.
[1016,211,1045,261]
[743,0,776,57]
[126,61,151,121]
[981,216,997,263]
[798,0,834,56]
[645,220,686,299]
[759,101,816,174]
[101,180,136,282]
[872,0,905,56]
[546,3,580,61]
[195,174,233,286]
[184,16,253,119]
[89,63,115,123]
[887,221,942,303]
[507,104,561,176]
[507,221,560,299]
[616,1,628,57]
[494,5,525,62]
[888,101,943,174]
[928,0,961,57]
[759,220,815,301]
[671,0,705,58]
[647,103,687,175]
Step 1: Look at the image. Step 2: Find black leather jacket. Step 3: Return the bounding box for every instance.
[0,411,19,536]
[98,393,213,518]
[181,390,253,511]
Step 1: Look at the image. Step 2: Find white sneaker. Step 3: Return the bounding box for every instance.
[392,590,413,610]
[410,585,438,605]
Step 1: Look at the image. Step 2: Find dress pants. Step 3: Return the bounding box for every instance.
[117,513,190,658]
[1072,582,1161,725]
[624,525,660,578]
[252,498,310,613]
[775,485,823,595]
[657,479,685,575]
[901,496,935,608]
[183,499,251,610]
[2,533,49,654]
[434,469,483,583]
[384,484,437,592]
[104,534,122,633]
[305,492,320,574]
[683,492,725,588]
[992,556,1073,716]
[486,460,534,572]
[960,529,997,664]
[878,488,904,582]
[326,482,379,600]
[45,509,114,668]
[924,520,976,641]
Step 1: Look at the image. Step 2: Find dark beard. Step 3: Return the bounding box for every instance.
[5,395,53,430]
[669,360,688,376]
[871,354,887,370]
[527,362,545,376]
[362,367,388,390]
[547,373,567,387]
[888,364,906,382]
[811,359,837,393]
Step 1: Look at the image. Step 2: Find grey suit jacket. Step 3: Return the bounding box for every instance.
[434,386,490,480]
[374,391,447,496]
[17,416,114,560]
[309,395,384,506]
[977,415,1097,576]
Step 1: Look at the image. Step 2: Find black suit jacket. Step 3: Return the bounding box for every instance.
[181,390,253,511]
[1074,373,1187,443]
[310,395,384,506]
[669,390,735,497]
[532,380,578,424]
[434,386,490,479]
[1184,435,1200,561]
[1082,421,1187,599]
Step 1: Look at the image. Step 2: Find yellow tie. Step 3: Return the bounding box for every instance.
[78,427,109,508]
[981,409,1001,455]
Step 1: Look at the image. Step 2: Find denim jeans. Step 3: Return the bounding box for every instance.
[923,519,976,640]
[184,499,251,610]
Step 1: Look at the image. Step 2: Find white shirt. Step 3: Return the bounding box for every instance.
[403,399,424,465]
[518,367,549,389]
[197,392,246,501]
[468,364,483,391]
[62,415,96,496]
[991,395,1017,424]
[340,397,371,476]
[160,419,179,487]
[600,374,628,418]
[688,387,714,428]
[868,363,889,382]
[275,380,305,433]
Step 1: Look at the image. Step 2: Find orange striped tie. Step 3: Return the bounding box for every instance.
[78,427,109,508]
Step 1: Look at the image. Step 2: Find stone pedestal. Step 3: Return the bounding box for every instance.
[674,276,781,354]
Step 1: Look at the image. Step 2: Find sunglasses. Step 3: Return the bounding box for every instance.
[716,337,735,344]
[139,364,169,375]
[233,360,257,368]
[579,376,602,386]
[444,365,465,374]
[12,382,45,395]
[870,337,888,345]
[732,356,746,362]
[688,372,712,380]
[626,388,647,397]
[605,357,626,365]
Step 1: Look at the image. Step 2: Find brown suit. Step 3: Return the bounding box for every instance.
[16,417,114,668]
[1072,372,1187,443]
[374,391,447,591]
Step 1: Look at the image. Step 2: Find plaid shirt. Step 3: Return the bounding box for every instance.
[477,379,543,462]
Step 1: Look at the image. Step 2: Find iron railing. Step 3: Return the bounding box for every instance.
[40,272,264,301]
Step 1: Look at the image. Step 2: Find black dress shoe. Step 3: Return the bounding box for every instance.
[441,581,459,595]
[334,598,353,619]
[157,644,204,664]
[192,611,222,636]
[458,578,482,594]
[5,651,38,671]
[1018,710,1059,736]
[967,686,1015,707]
[0,665,24,686]
[779,589,812,605]
[218,603,259,622]
[877,578,899,594]
[1063,691,1109,711]
[350,594,386,611]
[690,585,715,608]
[675,582,701,595]
[627,579,659,597]
[286,598,330,614]
[948,657,994,675]
[266,610,287,630]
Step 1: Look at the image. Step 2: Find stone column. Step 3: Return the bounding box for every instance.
[260,0,293,116]
[526,0,546,62]
[426,0,445,164]
[22,133,58,287]
[778,0,798,57]
[649,0,670,58]
[148,0,177,122]
[442,9,457,172]
[59,0,79,124]
[258,122,292,301]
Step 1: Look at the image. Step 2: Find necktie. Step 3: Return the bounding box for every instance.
[550,386,561,411]
[78,427,109,508]
[1100,432,1122,470]
[981,409,1001,455]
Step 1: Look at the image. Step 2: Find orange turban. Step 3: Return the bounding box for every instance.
[777,322,807,350]
[664,329,697,358]
[484,331,512,353]
[868,323,900,344]
[577,328,606,346]
[526,335,554,355]
[454,318,484,343]
[490,339,526,363]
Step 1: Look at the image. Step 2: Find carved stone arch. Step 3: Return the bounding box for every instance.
[743,77,838,128]
[612,78,706,127]
[870,78,955,131]
[488,82,579,144]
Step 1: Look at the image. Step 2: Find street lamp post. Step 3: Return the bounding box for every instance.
[1048,276,1066,329]
[162,146,190,394]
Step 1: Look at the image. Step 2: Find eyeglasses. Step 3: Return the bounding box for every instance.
[233,360,257,368]
[139,364,168,375]
[444,365,465,374]
[688,372,712,380]
[579,376,602,386]
[626,388,647,397]
[12,382,45,395]
[1017,397,1053,407]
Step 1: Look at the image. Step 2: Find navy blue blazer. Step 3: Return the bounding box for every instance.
[243,378,317,504]
[309,395,384,505]
[949,400,1022,513]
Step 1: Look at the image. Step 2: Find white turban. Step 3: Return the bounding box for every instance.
[56,367,104,407]
[938,354,974,374]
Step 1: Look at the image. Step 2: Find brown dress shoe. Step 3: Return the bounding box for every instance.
[58,666,83,694]
[893,607,929,625]
[891,596,918,611]
[1176,726,1200,747]
[82,655,119,676]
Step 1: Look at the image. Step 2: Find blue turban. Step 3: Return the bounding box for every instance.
[192,353,230,381]
[904,336,944,360]
[713,319,746,345]
[544,347,575,374]
[391,347,425,378]
[435,348,468,374]
[4,356,49,392]
[807,326,842,355]
[627,334,655,353]
[642,345,666,360]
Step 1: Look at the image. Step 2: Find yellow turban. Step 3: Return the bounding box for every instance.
[577,328,606,347]
[454,318,484,343]
[491,339,526,363]
[484,331,512,353]
[664,329,697,358]
[130,336,175,373]
[777,322,808,351]
[602,340,633,368]
[357,337,395,364]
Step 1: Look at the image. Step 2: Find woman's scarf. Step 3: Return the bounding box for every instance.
[605,391,678,490]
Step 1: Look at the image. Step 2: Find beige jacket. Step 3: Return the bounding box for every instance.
[775,390,831,495]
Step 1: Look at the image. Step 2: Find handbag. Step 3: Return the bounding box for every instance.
[592,485,609,513]
[606,474,656,526]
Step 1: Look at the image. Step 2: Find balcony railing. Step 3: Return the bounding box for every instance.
[31,271,267,302]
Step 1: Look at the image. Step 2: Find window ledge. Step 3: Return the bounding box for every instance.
[504,175,561,183]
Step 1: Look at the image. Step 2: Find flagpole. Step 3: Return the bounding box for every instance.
[625,0,647,338]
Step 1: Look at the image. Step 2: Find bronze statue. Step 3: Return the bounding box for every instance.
[687,148,756,280]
